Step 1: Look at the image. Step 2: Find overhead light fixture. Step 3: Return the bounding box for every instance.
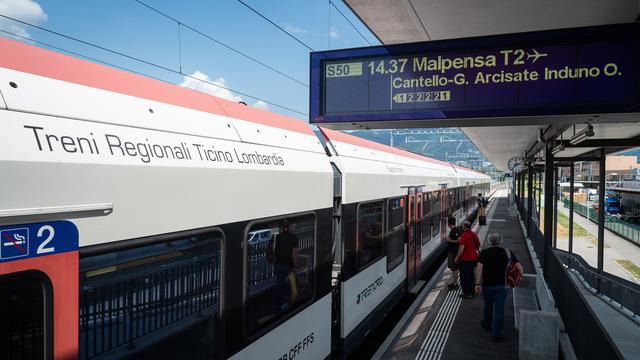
[569,124,594,145]
[552,143,565,155]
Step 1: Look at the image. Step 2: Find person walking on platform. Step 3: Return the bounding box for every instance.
[446,217,461,290]
[455,220,481,298]
[477,193,488,226]
[475,233,524,341]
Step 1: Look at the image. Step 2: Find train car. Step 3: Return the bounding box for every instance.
[0,37,334,360]
[0,36,490,360]
[318,129,489,356]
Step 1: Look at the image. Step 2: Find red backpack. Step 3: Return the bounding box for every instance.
[505,249,521,288]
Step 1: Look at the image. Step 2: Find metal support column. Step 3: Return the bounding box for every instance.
[597,151,606,288]
[520,170,527,211]
[520,170,527,210]
[569,162,575,254]
[517,172,520,206]
[512,172,517,204]
[543,144,555,273]
[527,167,534,237]
[553,166,558,248]
[537,170,542,220]
[520,170,525,211]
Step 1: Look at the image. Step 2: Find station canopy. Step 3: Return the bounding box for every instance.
[312,0,640,171]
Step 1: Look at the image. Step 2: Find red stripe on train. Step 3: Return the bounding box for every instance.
[0,37,313,136]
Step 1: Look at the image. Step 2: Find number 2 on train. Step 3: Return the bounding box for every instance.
[36,225,55,254]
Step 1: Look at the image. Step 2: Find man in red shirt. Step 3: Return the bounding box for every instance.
[455,220,481,298]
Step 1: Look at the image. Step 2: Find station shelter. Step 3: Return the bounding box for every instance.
[311,1,640,358]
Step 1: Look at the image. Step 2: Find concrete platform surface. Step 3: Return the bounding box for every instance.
[380,191,534,360]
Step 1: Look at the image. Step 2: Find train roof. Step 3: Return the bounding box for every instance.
[0,37,488,183]
[320,127,488,179]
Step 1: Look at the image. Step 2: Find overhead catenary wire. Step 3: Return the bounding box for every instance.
[177,22,182,74]
[134,0,308,87]
[329,0,372,46]
[235,0,315,52]
[328,0,331,49]
[0,17,308,116]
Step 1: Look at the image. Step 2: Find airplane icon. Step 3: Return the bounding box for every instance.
[527,48,548,63]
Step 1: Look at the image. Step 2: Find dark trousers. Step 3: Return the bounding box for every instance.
[482,285,509,337]
[458,260,477,295]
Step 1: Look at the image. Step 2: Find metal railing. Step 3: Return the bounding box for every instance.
[515,196,623,359]
[79,253,220,359]
[563,199,640,245]
[543,240,623,359]
[247,224,315,295]
[555,250,640,317]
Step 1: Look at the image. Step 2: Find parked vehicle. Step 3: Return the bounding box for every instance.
[621,214,640,226]
[605,195,621,214]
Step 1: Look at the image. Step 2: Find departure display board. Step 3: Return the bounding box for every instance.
[309,23,640,127]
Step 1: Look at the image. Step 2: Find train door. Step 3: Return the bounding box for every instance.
[0,220,79,360]
[415,190,423,275]
[406,187,422,289]
[441,187,449,239]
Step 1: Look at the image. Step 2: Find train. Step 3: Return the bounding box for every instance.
[0,37,490,360]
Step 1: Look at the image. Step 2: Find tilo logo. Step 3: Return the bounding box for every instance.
[356,277,383,304]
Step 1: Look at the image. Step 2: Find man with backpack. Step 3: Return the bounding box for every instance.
[445,216,461,290]
[455,220,481,298]
[474,233,524,341]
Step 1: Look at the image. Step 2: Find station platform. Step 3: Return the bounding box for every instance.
[376,190,535,360]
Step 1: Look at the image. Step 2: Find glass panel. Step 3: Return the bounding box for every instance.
[386,198,405,271]
[79,231,221,359]
[422,193,431,244]
[357,201,384,268]
[246,215,315,335]
[432,192,441,238]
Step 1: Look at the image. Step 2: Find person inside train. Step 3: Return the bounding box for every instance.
[446,216,461,290]
[274,221,300,312]
[359,220,383,265]
[455,220,480,298]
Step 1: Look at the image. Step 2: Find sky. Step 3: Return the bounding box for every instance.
[0,0,380,121]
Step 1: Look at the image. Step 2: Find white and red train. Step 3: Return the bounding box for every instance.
[0,37,490,360]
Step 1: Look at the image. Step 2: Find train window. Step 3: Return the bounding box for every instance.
[0,271,51,360]
[357,201,384,269]
[79,231,222,359]
[245,214,315,336]
[432,192,441,238]
[386,197,405,272]
[422,193,431,244]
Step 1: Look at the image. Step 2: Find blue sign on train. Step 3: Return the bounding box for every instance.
[0,221,79,263]
[310,23,640,128]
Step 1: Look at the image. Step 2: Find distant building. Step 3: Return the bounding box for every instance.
[562,156,640,183]
[610,181,640,214]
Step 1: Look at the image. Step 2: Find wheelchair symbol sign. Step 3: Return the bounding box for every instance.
[1,228,30,260]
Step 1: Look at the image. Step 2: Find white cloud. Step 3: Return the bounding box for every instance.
[284,24,307,34]
[329,26,339,38]
[179,70,242,103]
[253,100,270,111]
[0,0,47,38]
